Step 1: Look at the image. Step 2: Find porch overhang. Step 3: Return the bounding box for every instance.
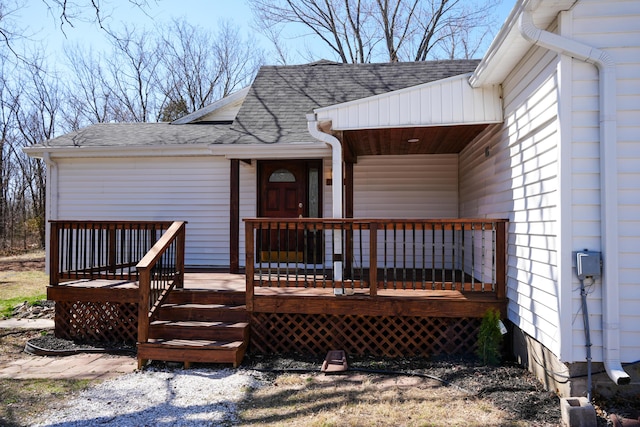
[313,73,503,162]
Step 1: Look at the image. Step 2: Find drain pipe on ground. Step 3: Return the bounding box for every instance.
[519,8,630,386]
[307,113,343,281]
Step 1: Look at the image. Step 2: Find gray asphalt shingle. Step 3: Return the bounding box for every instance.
[219,59,480,145]
[40,122,229,148]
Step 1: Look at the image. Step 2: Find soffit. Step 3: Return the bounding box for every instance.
[342,124,492,162]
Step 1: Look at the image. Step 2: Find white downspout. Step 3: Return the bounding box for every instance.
[43,152,58,273]
[306,113,343,281]
[519,9,630,385]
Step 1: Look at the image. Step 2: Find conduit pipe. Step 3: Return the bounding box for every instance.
[306,113,343,281]
[519,8,630,385]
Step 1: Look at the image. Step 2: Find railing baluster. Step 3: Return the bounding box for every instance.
[359,223,364,289]
[421,224,426,290]
[481,222,486,292]
[452,223,456,291]
[431,223,435,290]
[412,223,416,290]
[471,222,476,291]
[258,223,263,286]
[401,223,406,290]
[369,222,377,297]
[492,222,496,293]
[383,226,388,289]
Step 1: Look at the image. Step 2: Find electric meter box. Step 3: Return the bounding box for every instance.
[573,250,601,280]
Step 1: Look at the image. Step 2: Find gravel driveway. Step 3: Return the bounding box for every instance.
[32,368,264,427]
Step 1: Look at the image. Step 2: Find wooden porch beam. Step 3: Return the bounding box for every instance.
[230,159,240,273]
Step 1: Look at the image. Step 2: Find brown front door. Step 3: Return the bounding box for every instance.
[258,160,322,263]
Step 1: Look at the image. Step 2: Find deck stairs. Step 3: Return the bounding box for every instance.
[137,288,249,368]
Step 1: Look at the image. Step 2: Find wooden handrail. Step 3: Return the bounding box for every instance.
[137,221,186,345]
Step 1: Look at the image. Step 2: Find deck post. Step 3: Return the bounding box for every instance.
[49,222,60,286]
[245,221,255,311]
[496,221,507,301]
[176,223,186,289]
[138,268,151,344]
[230,159,240,273]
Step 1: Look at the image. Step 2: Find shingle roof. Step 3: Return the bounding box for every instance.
[37,59,480,149]
[41,122,229,148]
[217,59,481,145]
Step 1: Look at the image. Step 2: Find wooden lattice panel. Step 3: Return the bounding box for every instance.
[250,313,480,357]
[55,301,138,345]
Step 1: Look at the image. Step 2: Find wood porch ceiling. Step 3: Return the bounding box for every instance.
[342,123,490,162]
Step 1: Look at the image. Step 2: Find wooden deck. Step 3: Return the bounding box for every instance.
[46,219,508,363]
[50,271,506,318]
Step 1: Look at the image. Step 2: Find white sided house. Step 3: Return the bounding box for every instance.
[25,0,640,396]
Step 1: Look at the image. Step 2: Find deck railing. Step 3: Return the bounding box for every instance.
[49,220,175,285]
[137,221,186,345]
[245,218,507,300]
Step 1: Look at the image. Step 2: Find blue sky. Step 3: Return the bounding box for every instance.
[16,0,516,65]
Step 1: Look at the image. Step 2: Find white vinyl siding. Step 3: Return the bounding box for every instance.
[570,0,640,362]
[56,156,231,267]
[353,154,458,219]
[459,42,563,357]
[351,155,459,269]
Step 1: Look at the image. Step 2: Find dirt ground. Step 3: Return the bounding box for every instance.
[2,251,636,426]
[0,250,46,272]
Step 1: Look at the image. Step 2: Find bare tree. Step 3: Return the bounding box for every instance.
[251,0,499,63]
[157,19,263,115]
[62,45,115,129]
[103,26,162,122]
[10,56,61,246]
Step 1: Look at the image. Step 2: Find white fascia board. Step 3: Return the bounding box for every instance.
[315,73,503,130]
[470,0,577,88]
[209,142,331,159]
[23,144,214,159]
[171,87,250,124]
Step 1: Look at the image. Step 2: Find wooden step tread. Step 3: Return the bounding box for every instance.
[145,339,245,349]
[150,320,249,328]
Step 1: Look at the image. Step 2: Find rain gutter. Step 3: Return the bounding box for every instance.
[519,7,630,385]
[306,113,343,281]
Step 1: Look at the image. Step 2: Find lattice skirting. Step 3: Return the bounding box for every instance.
[250,313,481,357]
[55,301,138,345]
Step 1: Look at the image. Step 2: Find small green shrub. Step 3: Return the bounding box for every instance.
[476,308,503,365]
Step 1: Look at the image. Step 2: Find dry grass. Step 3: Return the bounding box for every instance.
[238,372,530,427]
[0,377,92,426]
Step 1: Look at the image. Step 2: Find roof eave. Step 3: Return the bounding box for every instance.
[23,144,215,159]
[470,0,577,88]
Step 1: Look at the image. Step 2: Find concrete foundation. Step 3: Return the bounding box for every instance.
[510,322,640,398]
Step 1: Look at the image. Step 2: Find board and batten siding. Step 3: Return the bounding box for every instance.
[459,41,563,357]
[55,156,231,267]
[569,0,640,362]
